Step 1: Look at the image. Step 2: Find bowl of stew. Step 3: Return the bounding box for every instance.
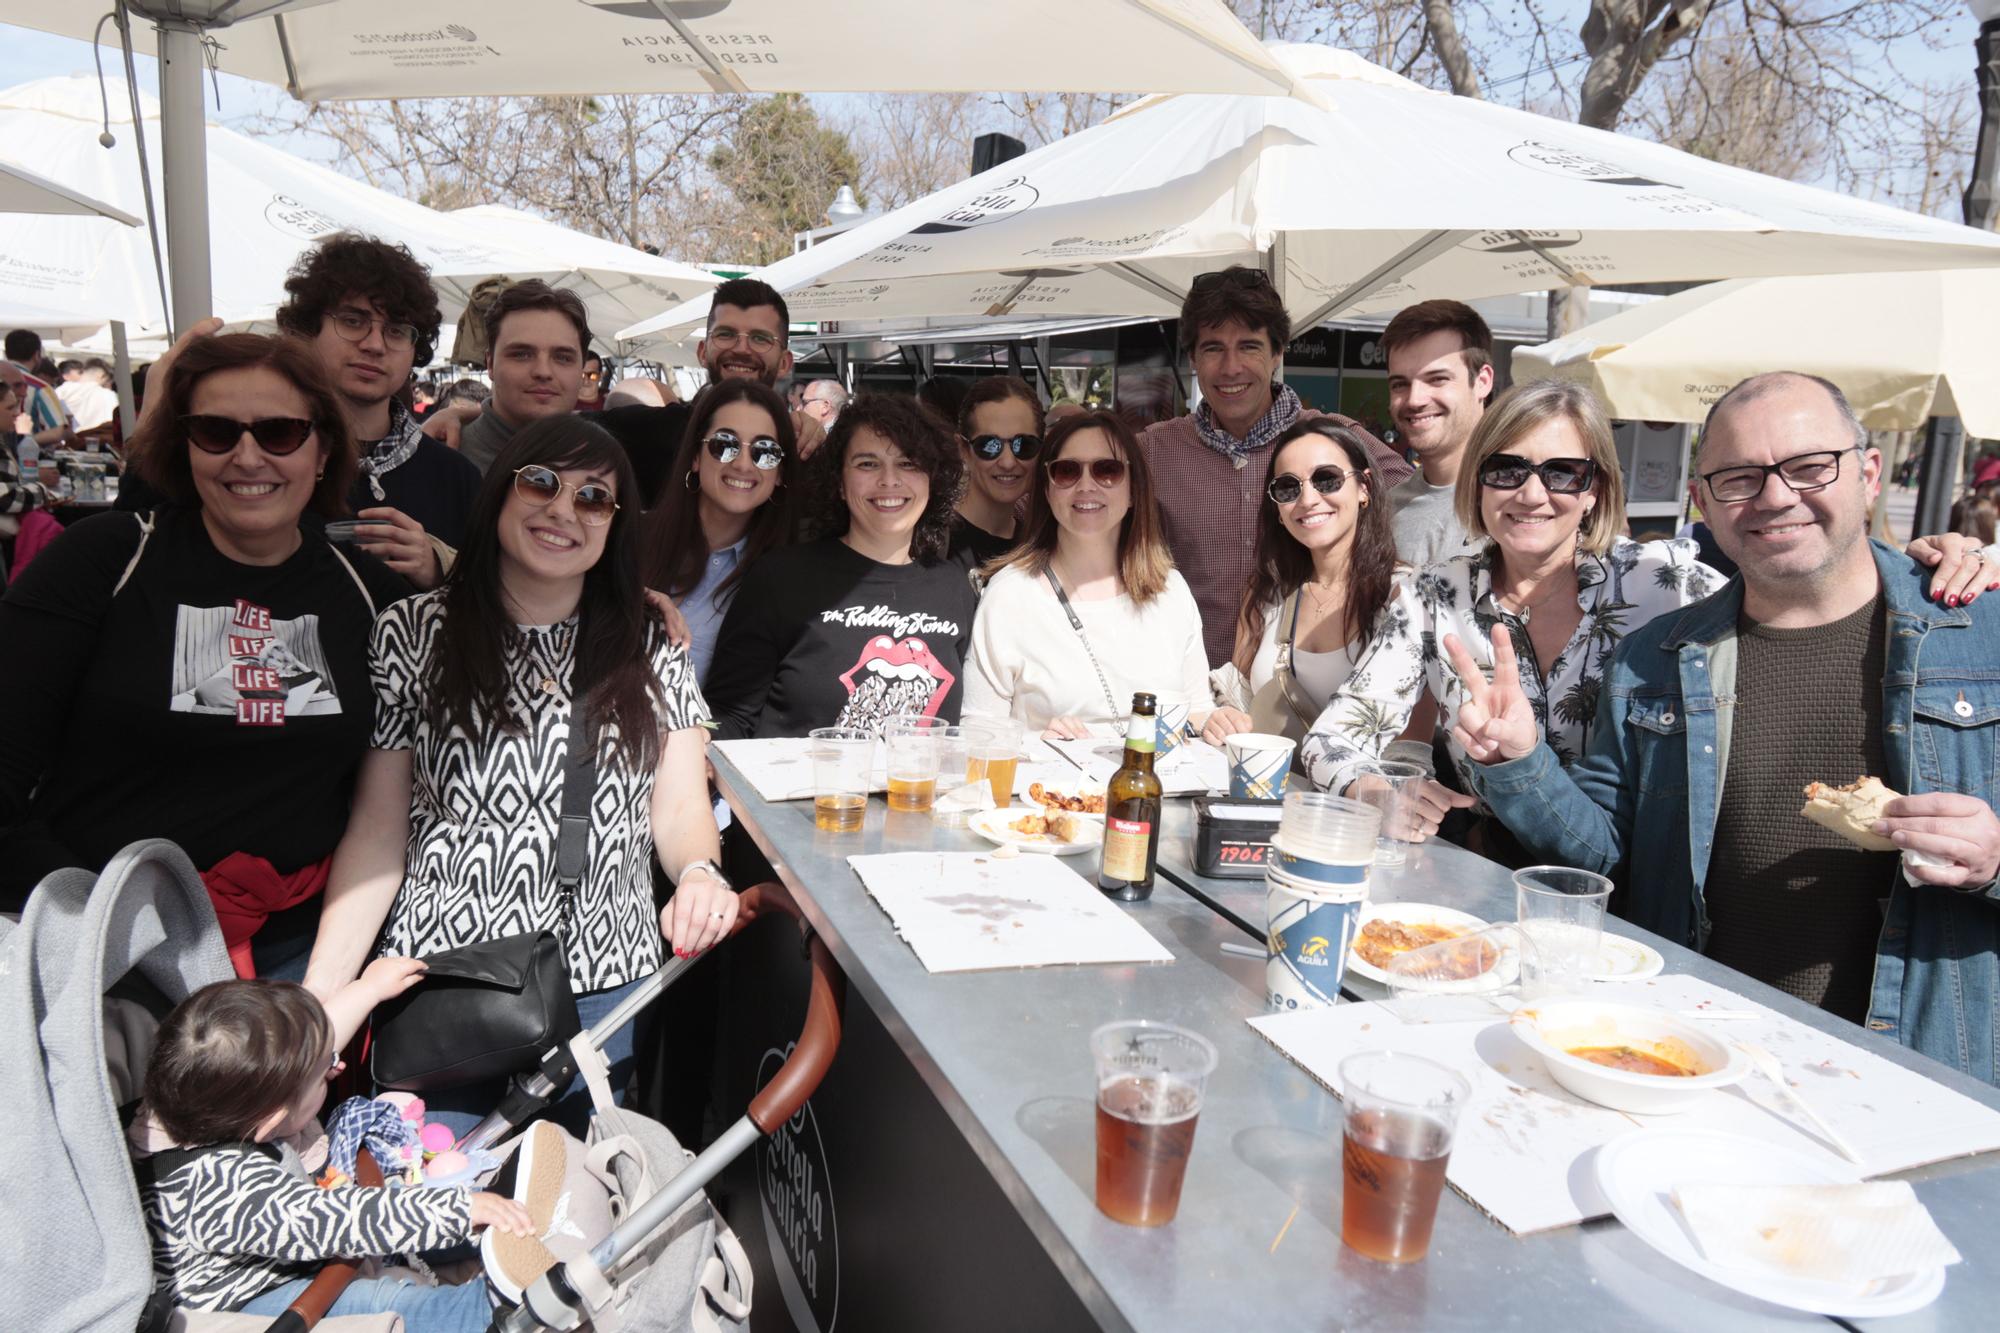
[1509,999,1749,1114]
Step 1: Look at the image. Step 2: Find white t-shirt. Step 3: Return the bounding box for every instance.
[963,562,1211,732]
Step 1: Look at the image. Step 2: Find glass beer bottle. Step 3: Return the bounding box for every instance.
[1098,692,1163,901]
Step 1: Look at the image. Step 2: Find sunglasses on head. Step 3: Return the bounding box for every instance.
[1477,454,1597,495]
[967,432,1042,462]
[1046,457,1127,489]
[1267,465,1357,505]
[182,415,317,456]
[704,429,785,471]
[512,464,620,526]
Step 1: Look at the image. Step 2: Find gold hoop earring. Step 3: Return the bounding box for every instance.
[684,469,698,492]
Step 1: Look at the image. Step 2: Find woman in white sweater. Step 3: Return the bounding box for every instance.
[963,409,1211,739]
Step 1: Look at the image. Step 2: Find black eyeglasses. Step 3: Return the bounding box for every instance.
[182,415,317,456]
[968,433,1042,462]
[513,464,620,526]
[1268,465,1357,505]
[1700,448,1858,504]
[704,430,785,471]
[328,308,418,352]
[1478,454,1597,495]
[1047,457,1127,489]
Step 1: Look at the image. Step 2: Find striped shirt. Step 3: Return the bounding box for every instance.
[1140,404,1413,667]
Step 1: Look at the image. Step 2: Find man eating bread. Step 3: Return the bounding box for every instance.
[1446,372,2000,1086]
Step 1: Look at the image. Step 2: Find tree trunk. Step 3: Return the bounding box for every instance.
[1423,0,1483,99]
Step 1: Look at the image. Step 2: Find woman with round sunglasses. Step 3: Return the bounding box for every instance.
[1202,420,1401,749]
[305,415,727,1134]
[643,381,797,685]
[964,409,1210,740]
[0,333,410,970]
[950,375,1045,564]
[1301,380,1728,861]
[706,393,976,737]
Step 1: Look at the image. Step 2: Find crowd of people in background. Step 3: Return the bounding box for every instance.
[5,229,2000,1321]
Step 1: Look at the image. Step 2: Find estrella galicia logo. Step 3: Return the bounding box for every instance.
[866,285,891,296]
[1459,229,1584,254]
[758,1044,839,1333]
[444,24,477,42]
[910,177,1039,236]
[1508,141,1674,189]
[263,194,343,240]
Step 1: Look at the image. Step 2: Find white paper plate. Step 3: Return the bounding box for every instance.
[1345,902,1490,987]
[1594,1129,1945,1317]
[1593,934,1666,981]
[968,806,1104,856]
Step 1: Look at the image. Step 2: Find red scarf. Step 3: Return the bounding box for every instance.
[201,852,331,978]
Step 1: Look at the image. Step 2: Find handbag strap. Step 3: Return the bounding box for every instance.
[554,678,598,942]
[1044,567,1122,722]
[1272,588,1321,730]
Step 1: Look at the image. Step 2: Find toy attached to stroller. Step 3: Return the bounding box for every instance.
[0,839,845,1333]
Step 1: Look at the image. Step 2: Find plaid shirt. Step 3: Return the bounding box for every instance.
[1141,395,1413,667]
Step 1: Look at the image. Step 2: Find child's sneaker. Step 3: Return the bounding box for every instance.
[482,1121,614,1304]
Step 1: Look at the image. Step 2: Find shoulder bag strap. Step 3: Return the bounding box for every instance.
[553,646,598,943]
[1044,568,1122,722]
[324,542,379,618]
[1272,589,1323,730]
[110,510,157,597]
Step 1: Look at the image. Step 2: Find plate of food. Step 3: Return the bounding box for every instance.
[1346,903,1491,987]
[1593,934,1667,981]
[1023,781,1107,816]
[969,805,1105,855]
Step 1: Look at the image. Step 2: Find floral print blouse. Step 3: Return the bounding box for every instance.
[1301,538,1726,809]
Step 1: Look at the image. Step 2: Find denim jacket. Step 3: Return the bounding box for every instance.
[1470,542,2000,1086]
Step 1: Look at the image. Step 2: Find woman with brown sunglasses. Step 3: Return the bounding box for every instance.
[964,409,1212,740]
[0,332,410,980]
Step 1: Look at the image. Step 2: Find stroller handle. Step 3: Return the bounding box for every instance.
[749,930,846,1133]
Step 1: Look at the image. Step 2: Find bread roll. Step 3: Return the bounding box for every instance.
[1799,776,1899,852]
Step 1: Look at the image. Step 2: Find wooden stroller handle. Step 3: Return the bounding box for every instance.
[747,933,845,1134]
[264,1149,386,1332]
[726,878,794,934]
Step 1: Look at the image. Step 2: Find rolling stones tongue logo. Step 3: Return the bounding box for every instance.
[837,635,954,730]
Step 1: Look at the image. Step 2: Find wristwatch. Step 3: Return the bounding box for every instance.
[679,857,731,891]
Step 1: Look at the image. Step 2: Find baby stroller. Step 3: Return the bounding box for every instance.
[0,839,846,1333]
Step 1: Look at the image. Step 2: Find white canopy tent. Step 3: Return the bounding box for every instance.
[0,158,139,225]
[1513,269,2000,438]
[620,44,2000,345]
[0,1,1291,332]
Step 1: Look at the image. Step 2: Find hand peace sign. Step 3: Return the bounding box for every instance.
[1443,625,1540,764]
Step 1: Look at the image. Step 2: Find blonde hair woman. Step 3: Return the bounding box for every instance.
[1300,379,1726,864]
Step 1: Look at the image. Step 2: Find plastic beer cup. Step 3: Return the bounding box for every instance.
[1338,1051,1471,1263]
[808,727,873,832]
[1091,1021,1217,1227]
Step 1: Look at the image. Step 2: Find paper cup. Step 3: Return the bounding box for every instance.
[1155,701,1192,758]
[1225,733,1295,799]
[1265,864,1366,1012]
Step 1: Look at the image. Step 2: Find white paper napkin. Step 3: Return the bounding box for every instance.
[1672,1181,1963,1285]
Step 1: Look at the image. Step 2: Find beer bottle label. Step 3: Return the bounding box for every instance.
[1101,815,1153,881]
[1123,713,1155,751]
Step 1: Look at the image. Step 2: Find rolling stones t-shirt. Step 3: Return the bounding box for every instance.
[705,537,979,739]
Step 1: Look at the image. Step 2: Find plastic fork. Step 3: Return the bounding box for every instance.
[1737,1039,1865,1165]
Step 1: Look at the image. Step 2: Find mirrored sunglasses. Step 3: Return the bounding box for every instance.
[704,430,785,470]
[1267,465,1357,505]
[513,464,620,525]
[968,432,1043,462]
[182,415,317,456]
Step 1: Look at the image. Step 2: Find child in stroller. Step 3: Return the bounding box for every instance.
[132,970,541,1328]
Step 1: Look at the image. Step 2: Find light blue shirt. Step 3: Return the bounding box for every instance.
[684,537,746,687]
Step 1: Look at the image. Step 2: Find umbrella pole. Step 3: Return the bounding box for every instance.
[110,322,136,435]
[157,21,213,333]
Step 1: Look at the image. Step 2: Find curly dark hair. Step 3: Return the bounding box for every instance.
[802,393,964,564]
[1177,265,1289,357]
[274,233,444,366]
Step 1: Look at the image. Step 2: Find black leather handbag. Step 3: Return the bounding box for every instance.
[369,929,582,1091]
[370,693,597,1092]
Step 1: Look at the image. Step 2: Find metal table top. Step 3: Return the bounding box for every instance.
[713,757,1996,1331]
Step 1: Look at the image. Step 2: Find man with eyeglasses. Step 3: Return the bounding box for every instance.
[800,379,847,428]
[273,234,481,591]
[1140,266,1412,667]
[1455,372,2000,1085]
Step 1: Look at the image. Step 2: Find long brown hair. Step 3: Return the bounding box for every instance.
[992,409,1173,604]
[1238,420,1397,665]
[130,333,356,518]
[643,380,798,602]
[431,416,664,769]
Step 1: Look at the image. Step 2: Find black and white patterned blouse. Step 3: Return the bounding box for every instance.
[369,589,711,992]
[138,1140,471,1311]
[1302,538,1725,809]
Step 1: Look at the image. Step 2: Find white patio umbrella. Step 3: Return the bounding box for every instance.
[618,44,2000,345]
[0,2,1289,333]
[0,77,587,340]
[448,205,719,352]
[1513,270,2000,438]
[1,158,140,225]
